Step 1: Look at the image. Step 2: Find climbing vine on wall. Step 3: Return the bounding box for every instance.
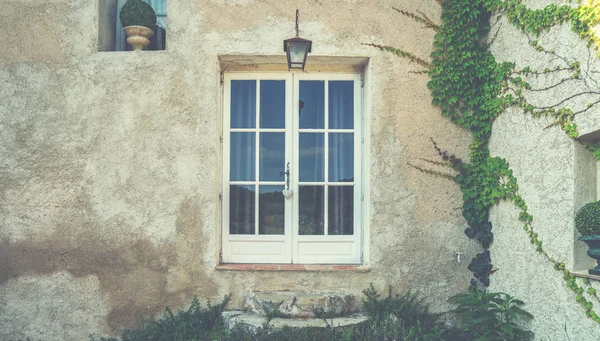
[368,0,600,324]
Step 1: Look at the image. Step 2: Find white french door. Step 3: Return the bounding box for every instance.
[222,73,362,264]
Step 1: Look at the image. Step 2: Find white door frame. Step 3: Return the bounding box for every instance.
[221,72,362,264]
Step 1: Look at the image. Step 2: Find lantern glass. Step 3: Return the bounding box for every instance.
[289,41,308,66]
[284,37,311,70]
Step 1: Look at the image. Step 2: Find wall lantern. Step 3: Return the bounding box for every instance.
[284,9,312,71]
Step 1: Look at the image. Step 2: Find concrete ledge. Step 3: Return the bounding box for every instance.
[216,264,370,272]
[570,271,600,281]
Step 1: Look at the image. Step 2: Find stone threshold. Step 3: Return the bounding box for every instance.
[216,264,370,272]
[222,311,370,332]
[570,271,600,281]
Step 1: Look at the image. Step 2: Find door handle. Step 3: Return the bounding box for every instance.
[280,162,293,199]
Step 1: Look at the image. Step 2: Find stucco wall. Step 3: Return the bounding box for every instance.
[489,0,600,339]
[0,0,475,339]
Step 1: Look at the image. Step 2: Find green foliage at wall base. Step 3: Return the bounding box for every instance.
[449,288,534,341]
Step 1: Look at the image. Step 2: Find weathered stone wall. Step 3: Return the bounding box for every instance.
[0,0,475,339]
[489,0,600,339]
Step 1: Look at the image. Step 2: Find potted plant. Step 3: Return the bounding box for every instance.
[120,0,157,51]
[576,200,600,275]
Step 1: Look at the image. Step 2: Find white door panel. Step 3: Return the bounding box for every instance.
[225,240,288,263]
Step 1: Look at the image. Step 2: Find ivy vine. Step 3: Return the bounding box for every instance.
[368,0,600,324]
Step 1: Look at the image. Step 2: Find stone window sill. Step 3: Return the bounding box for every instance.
[216,264,370,272]
[570,271,600,281]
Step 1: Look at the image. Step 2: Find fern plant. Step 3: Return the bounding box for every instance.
[362,284,440,330]
[96,295,230,341]
[449,289,534,341]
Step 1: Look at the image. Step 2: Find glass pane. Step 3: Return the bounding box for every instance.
[289,41,308,64]
[260,80,285,129]
[299,81,324,129]
[260,133,285,181]
[299,133,324,182]
[230,133,255,181]
[328,186,354,235]
[230,185,255,235]
[299,186,324,235]
[230,80,256,128]
[329,81,354,129]
[259,185,285,235]
[329,133,354,182]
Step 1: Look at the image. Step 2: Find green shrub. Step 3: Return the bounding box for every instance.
[576,200,600,236]
[94,295,230,341]
[362,284,440,330]
[361,284,467,341]
[94,286,464,341]
[448,288,534,341]
[93,286,535,341]
[120,0,157,29]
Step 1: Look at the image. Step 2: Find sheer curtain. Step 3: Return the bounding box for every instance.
[327,81,354,235]
[116,0,167,51]
[229,81,257,234]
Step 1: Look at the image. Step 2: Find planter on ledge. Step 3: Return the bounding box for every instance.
[123,25,154,51]
[576,200,600,276]
[119,0,157,51]
[579,235,600,276]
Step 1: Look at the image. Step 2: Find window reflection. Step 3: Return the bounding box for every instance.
[260,133,285,181]
[230,185,255,235]
[329,81,354,129]
[299,133,324,182]
[299,81,324,129]
[328,186,353,235]
[299,186,324,235]
[260,81,285,129]
[230,133,255,181]
[329,133,354,182]
[231,80,256,128]
[259,186,285,235]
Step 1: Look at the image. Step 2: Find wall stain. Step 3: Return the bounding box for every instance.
[0,195,217,334]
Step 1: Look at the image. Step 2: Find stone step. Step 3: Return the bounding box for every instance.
[268,317,328,329]
[325,314,370,328]
[243,291,360,318]
[221,310,369,332]
[222,311,267,333]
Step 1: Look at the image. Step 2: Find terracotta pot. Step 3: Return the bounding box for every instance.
[123,25,154,51]
[579,235,600,275]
